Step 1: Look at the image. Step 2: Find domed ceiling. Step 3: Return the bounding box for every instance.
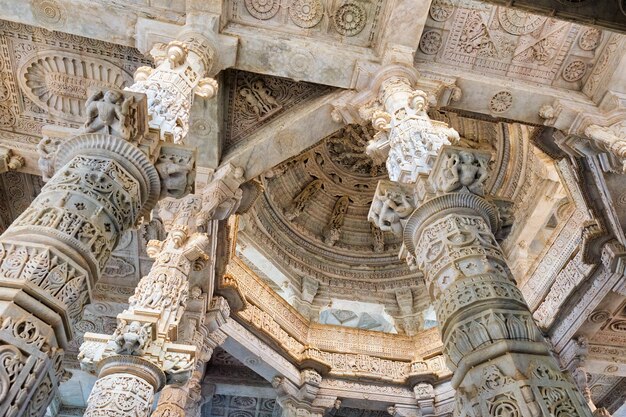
[237,123,430,334]
[236,109,571,336]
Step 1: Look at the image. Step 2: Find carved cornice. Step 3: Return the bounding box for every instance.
[224,256,451,384]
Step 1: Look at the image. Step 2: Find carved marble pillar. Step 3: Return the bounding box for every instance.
[0,90,164,417]
[402,146,592,416]
[79,194,210,417]
[128,32,218,144]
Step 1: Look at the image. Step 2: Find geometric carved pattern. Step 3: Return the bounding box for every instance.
[229,0,386,48]
[416,0,608,90]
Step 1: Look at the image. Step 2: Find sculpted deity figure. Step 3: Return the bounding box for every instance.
[369,187,414,236]
[285,179,323,220]
[115,320,151,355]
[440,150,488,195]
[324,196,350,246]
[84,90,134,141]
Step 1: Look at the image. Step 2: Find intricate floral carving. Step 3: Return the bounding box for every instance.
[562,60,587,82]
[244,0,281,19]
[288,0,324,28]
[498,8,546,36]
[224,70,330,150]
[333,3,367,37]
[30,0,66,29]
[84,373,155,417]
[579,27,602,51]
[20,53,132,122]
[489,91,513,113]
[429,0,454,22]
[419,30,442,55]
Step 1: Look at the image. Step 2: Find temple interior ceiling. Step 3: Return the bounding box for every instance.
[0,0,625,416]
[416,0,610,90]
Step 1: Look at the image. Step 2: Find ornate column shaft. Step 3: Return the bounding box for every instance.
[80,163,246,417]
[80,194,209,417]
[0,90,164,417]
[0,27,218,415]
[403,146,592,416]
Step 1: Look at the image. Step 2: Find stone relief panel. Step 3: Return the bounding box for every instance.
[0,171,44,233]
[202,394,278,417]
[226,0,388,48]
[222,70,331,151]
[0,19,151,152]
[416,0,612,91]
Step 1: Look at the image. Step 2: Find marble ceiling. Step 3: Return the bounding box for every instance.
[0,0,625,414]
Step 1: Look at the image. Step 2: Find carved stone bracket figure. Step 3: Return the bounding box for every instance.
[285,178,323,221]
[402,146,593,416]
[368,180,415,236]
[127,32,218,143]
[79,194,212,417]
[322,196,349,246]
[584,123,626,173]
[0,147,24,173]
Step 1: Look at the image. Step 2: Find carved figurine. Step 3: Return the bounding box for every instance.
[240,88,262,118]
[369,189,414,236]
[285,179,323,220]
[441,151,488,195]
[323,196,350,246]
[115,320,150,355]
[37,137,61,181]
[83,90,134,141]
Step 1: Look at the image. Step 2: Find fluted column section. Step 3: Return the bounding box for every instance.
[403,146,592,416]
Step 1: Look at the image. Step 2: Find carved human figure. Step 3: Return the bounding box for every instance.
[84,90,134,140]
[115,320,150,355]
[240,88,262,118]
[37,136,61,181]
[285,179,323,220]
[440,150,488,195]
[252,80,279,111]
[324,196,349,245]
[369,185,414,236]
